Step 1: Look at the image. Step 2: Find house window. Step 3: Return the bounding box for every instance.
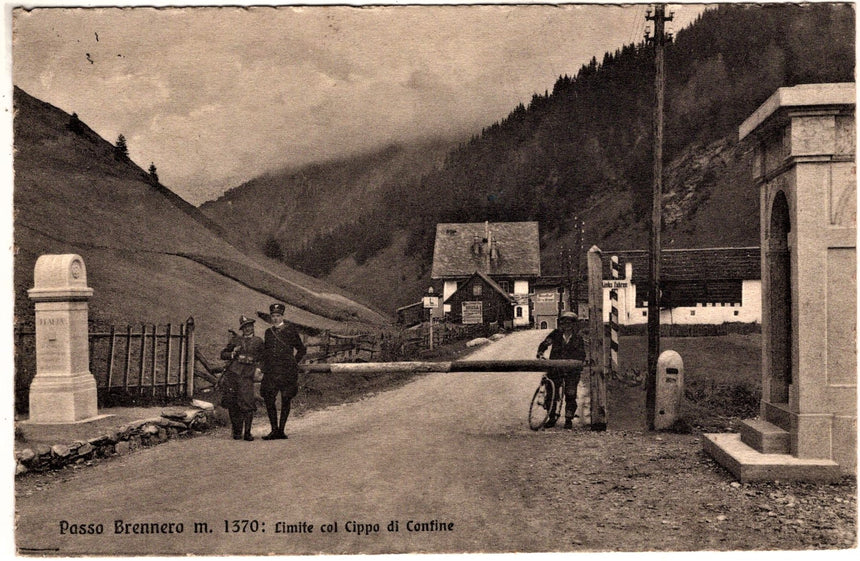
[690,310,696,316]
[734,310,739,316]
[498,281,510,293]
[472,283,482,296]
[642,311,647,316]
[516,307,523,318]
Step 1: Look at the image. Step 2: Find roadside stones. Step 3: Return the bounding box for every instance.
[51,444,71,458]
[142,424,160,436]
[15,405,216,477]
[76,443,94,457]
[34,444,52,457]
[466,337,491,348]
[18,448,36,463]
[191,399,214,411]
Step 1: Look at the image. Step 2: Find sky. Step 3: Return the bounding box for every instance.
[11,2,706,205]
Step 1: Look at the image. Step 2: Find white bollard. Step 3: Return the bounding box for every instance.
[654,350,684,430]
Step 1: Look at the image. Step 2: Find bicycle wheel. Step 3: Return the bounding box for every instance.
[553,380,565,421]
[528,377,555,431]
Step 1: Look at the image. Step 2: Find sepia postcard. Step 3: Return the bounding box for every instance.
[5,1,857,558]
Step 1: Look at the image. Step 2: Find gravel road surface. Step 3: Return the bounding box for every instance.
[15,330,856,555]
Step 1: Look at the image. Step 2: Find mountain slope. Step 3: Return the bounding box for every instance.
[200,139,457,256]
[197,3,853,315]
[13,87,391,349]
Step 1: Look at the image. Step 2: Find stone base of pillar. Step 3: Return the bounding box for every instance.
[28,372,99,423]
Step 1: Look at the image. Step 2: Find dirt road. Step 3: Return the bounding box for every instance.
[16,330,553,555]
[15,330,856,554]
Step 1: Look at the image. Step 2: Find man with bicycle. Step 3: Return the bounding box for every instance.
[536,311,586,429]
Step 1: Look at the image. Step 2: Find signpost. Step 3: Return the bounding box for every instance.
[423,287,441,350]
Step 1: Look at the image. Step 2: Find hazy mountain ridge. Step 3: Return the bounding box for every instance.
[200,139,458,255]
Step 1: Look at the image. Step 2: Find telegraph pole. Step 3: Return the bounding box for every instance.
[645,4,672,430]
[571,216,583,314]
[561,246,573,314]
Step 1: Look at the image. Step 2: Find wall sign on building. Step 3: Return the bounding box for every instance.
[461,301,483,324]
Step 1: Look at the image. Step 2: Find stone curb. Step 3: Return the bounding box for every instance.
[15,404,217,477]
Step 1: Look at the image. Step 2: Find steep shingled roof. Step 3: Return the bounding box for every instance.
[431,222,540,279]
[601,247,761,282]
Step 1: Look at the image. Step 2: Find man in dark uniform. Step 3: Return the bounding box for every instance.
[536,311,587,429]
[220,315,264,441]
[261,303,306,440]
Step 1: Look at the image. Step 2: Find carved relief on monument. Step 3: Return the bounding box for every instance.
[830,163,857,227]
[835,115,855,156]
[760,128,788,178]
[791,115,836,156]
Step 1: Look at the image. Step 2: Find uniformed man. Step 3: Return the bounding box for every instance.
[261,303,307,440]
[220,315,264,441]
[536,311,586,429]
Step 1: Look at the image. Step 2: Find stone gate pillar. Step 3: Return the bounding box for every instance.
[27,254,98,422]
[704,83,856,481]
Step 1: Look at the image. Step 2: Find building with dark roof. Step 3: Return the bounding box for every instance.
[601,247,762,325]
[432,221,540,327]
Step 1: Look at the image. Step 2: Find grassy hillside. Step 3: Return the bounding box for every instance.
[197,4,852,315]
[13,87,391,351]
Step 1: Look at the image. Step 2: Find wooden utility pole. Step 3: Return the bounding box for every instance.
[587,246,607,431]
[645,4,672,430]
[561,246,573,313]
[572,216,583,315]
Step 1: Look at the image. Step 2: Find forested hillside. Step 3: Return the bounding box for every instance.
[201,3,854,314]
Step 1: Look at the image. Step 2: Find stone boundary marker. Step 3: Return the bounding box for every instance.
[15,405,217,477]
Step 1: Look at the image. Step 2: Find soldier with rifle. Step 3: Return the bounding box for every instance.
[220,315,264,441]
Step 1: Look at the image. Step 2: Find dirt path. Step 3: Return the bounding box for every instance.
[15,331,856,554]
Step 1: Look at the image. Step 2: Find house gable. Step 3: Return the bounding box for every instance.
[445,271,515,325]
[431,221,540,279]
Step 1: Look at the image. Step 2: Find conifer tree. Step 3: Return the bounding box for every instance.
[114,134,129,160]
[67,112,84,135]
[148,163,159,184]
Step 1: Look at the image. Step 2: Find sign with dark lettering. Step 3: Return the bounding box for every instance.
[461,301,482,324]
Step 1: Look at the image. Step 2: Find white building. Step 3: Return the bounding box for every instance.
[602,247,761,326]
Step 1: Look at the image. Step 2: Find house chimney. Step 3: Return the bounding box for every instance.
[485,224,492,270]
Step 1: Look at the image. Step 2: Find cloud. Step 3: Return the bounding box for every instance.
[13,4,707,205]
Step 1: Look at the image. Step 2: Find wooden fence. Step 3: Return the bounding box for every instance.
[14,318,195,411]
[617,321,761,337]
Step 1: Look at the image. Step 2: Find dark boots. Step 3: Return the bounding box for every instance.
[230,409,254,441]
[262,399,290,440]
[277,401,290,437]
[243,412,254,441]
[230,408,243,440]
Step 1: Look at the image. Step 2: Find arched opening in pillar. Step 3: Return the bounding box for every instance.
[767,190,792,404]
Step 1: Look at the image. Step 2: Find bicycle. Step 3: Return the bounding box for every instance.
[528,371,565,431]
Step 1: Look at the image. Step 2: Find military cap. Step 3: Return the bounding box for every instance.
[239,315,255,328]
[559,311,578,322]
[270,303,286,315]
